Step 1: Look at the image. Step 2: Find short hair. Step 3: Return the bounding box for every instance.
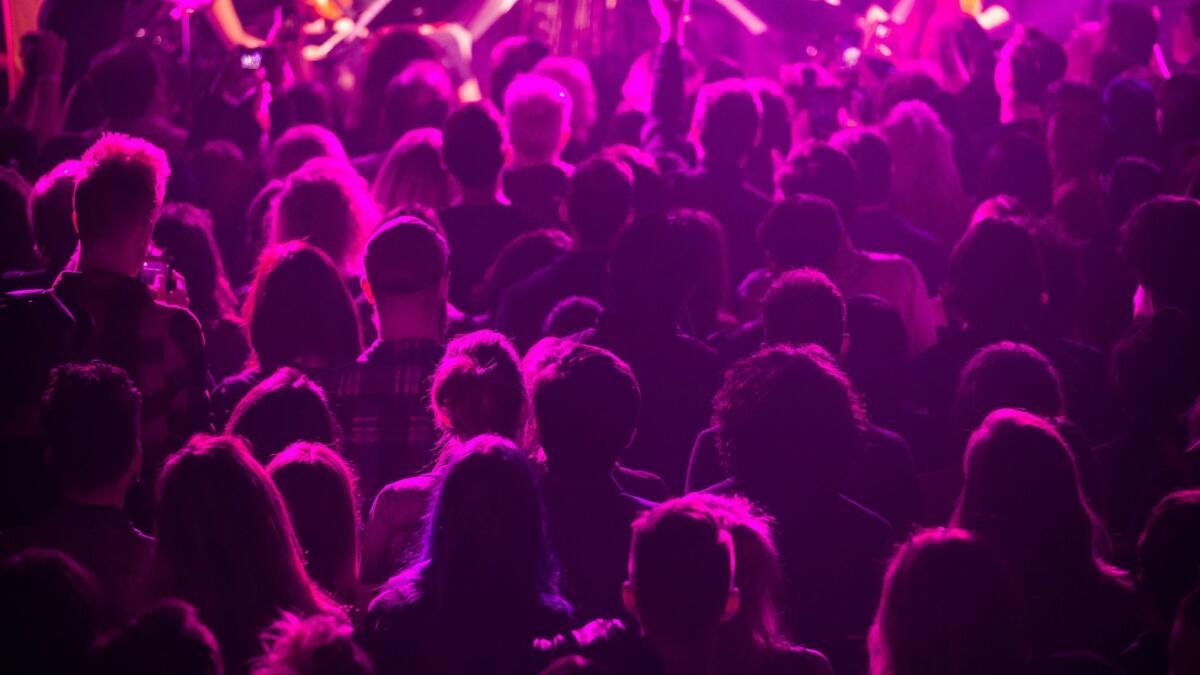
[945,218,1044,331]
[252,613,372,675]
[954,341,1064,432]
[226,368,339,463]
[432,330,526,442]
[544,296,604,337]
[630,497,735,644]
[504,74,572,163]
[757,195,844,273]
[1122,196,1200,315]
[1106,2,1159,64]
[31,160,83,272]
[443,102,507,189]
[489,36,550,109]
[531,344,640,474]
[0,550,99,675]
[1004,27,1067,104]
[268,124,349,179]
[363,216,449,297]
[566,156,634,248]
[533,56,598,139]
[382,60,452,144]
[830,128,892,206]
[714,344,864,499]
[608,213,704,317]
[89,42,159,121]
[1138,490,1200,621]
[692,78,760,164]
[42,362,141,494]
[762,268,846,353]
[91,600,223,675]
[778,141,860,220]
[74,134,170,245]
[272,159,377,274]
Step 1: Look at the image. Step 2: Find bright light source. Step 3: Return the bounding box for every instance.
[976,5,1010,31]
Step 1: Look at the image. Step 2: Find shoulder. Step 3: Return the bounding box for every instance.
[762,645,835,675]
[371,475,437,518]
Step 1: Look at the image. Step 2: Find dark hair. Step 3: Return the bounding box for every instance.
[602,144,668,218]
[151,436,341,669]
[153,203,239,323]
[566,156,634,249]
[832,128,891,206]
[1162,73,1200,151]
[758,195,844,274]
[844,295,909,418]
[544,296,604,337]
[977,132,1053,215]
[89,41,159,121]
[531,344,640,475]
[1122,196,1200,317]
[382,60,452,146]
[226,367,340,462]
[1106,157,1163,229]
[244,242,362,373]
[252,613,373,675]
[945,218,1045,332]
[42,361,141,494]
[475,229,572,311]
[270,81,334,140]
[357,26,440,142]
[268,125,349,180]
[0,549,99,675]
[431,330,527,444]
[670,208,730,336]
[267,443,361,605]
[630,496,734,645]
[74,134,170,246]
[364,216,449,295]
[272,159,376,274]
[0,166,36,273]
[714,343,865,502]
[443,102,507,190]
[762,268,846,353]
[1111,309,1200,431]
[30,160,83,274]
[1104,77,1159,162]
[694,79,760,165]
[489,36,550,109]
[91,600,223,675]
[869,529,1025,675]
[1137,490,1200,621]
[953,342,1065,437]
[1007,28,1067,104]
[778,141,860,220]
[1106,2,1158,64]
[608,213,705,321]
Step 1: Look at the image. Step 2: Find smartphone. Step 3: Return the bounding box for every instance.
[140,257,174,292]
[239,48,264,71]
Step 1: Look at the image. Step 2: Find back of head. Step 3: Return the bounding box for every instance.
[608,212,704,320]
[478,229,572,311]
[504,74,572,164]
[92,600,223,675]
[946,218,1044,333]
[830,127,892,207]
[364,215,449,300]
[978,132,1053,215]
[1106,2,1158,64]
[1138,490,1200,622]
[382,60,453,145]
[629,497,735,646]
[714,343,863,503]
[1104,77,1159,158]
[31,160,83,273]
[153,202,235,320]
[1002,27,1067,104]
[269,125,349,180]
[758,195,844,274]
[1122,196,1200,317]
[1162,73,1200,149]
[431,330,526,442]
[253,613,372,675]
[778,142,860,221]
[42,361,141,497]
[271,81,334,138]
[692,78,760,165]
[490,36,550,109]
[227,368,339,462]
[954,342,1064,435]
[372,128,456,212]
[1107,156,1163,228]
[534,56,597,141]
[844,295,909,409]
[246,242,362,372]
[74,134,170,248]
[567,156,633,249]
[1111,308,1200,428]
[90,42,159,121]
[0,167,35,273]
[0,549,98,675]
[273,159,376,274]
[870,528,1025,675]
[531,344,639,475]
[443,102,507,190]
[267,443,360,603]
[762,268,846,353]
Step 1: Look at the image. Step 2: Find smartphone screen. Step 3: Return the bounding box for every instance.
[140,259,172,290]
[240,49,264,71]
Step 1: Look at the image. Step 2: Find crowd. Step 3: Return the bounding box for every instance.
[4,0,1200,673]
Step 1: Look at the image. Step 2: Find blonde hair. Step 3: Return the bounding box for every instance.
[880,101,969,244]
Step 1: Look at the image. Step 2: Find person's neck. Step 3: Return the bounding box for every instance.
[78,247,143,279]
[375,305,443,343]
[458,184,506,207]
[67,482,129,510]
[650,635,719,675]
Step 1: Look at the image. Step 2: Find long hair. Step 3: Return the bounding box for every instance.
[430,330,527,450]
[149,436,342,670]
[880,101,969,245]
[869,528,1027,675]
[371,128,458,213]
[271,158,379,277]
[153,203,239,324]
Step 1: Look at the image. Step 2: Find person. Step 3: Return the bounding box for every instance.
[183,141,264,289]
[951,409,1143,658]
[502,74,574,229]
[214,242,362,425]
[709,343,896,673]
[271,158,379,280]
[995,26,1068,130]
[829,128,948,293]
[326,218,447,507]
[147,435,343,674]
[1173,2,1200,72]
[528,343,656,621]
[667,78,772,283]
[361,330,526,583]
[976,131,1055,215]
[496,155,634,351]
[226,367,341,463]
[268,125,351,181]
[868,528,1028,675]
[1093,2,1158,88]
[91,600,224,675]
[0,549,99,675]
[346,26,441,156]
[473,229,573,322]
[267,442,363,608]
[153,203,250,381]
[1171,587,1200,675]
[371,128,458,213]
[29,159,81,279]
[439,102,533,312]
[0,167,38,286]
[534,57,599,163]
[51,133,210,481]
[1122,196,1200,321]
[88,41,187,159]
[580,212,724,491]
[353,61,453,181]
[490,36,550,109]
[364,435,572,675]
[252,613,374,675]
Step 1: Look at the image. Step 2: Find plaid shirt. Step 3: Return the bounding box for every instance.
[53,272,212,475]
[327,338,443,506]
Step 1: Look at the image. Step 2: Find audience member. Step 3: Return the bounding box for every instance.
[268,125,351,181]
[271,159,379,279]
[91,600,224,675]
[371,128,458,213]
[253,613,374,675]
[503,74,574,228]
[89,42,186,159]
[0,549,99,675]
[226,367,340,463]
[29,159,81,278]
[474,229,573,321]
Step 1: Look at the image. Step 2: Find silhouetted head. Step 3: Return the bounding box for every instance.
[953,342,1064,439]
[1122,196,1200,318]
[1105,77,1159,161]
[381,60,453,146]
[90,41,161,122]
[443,102,508,191]
[945,218,1044,334]
[607,212,705,322]
[153,202,238,322]
[758,195,845,275]
[544,296,604,337]
[778,141,859,221]
[1107,157,1163,229]
[534,57,598,143]
[476,229,571,312]
[358,26,440,134]
[978,132,1053,214]
[268,125,350,180]
[830,128,892,208]
[91,600,223,675]
[270,81,334,140]
[362,215,449,329]
[252,613,372,675]
[1162,73,1200,151]
[996,27,1067,106]
[74,133,169,257]
[566,156,634,249]
[227,367,340,462]
[1111,309,1200,432]
[273,159,378,275]
[1105,2,1158,65]
[30,160,82,274]
[0,549,98,675]
[692,79,760,166]
[762,268,846,354]
[1045,81,1105,178]
[844,295,909,415]
[1138,490,1200,622]
[373,128,457,212]
[490,36,549,109]
[432,330,526,444]
[505,74,572,165]
[869,529,1025,675]
[244,242,362,373]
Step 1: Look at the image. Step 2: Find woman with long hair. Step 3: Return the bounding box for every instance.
[361,330,528,584]
[950,409,1143,658]
[364,434,570,675]
[147,435,343,674]
[371,128,459,214]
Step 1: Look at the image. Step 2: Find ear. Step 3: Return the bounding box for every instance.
[622,581,639,620]
[721,586,741,622]
[361,278,375,306]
